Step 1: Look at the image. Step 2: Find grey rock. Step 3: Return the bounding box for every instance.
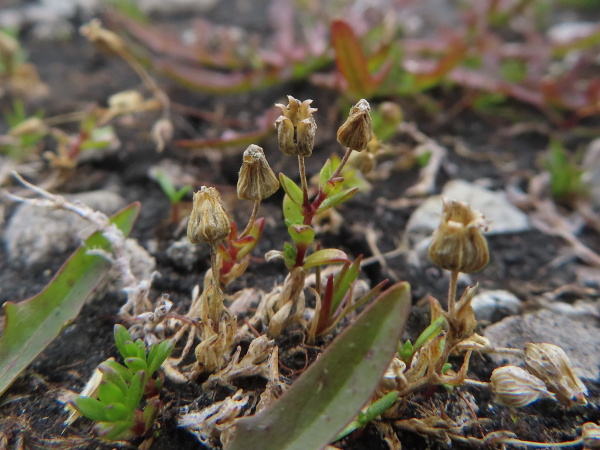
[472,290,521,323]
[4,190,125,267]
[166,237,211,272]
[582,138,600,211]
[484,309,600,380]
[406,180,530,235]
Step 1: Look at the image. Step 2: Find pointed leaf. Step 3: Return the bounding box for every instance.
[316,187,358,214]
[113,324,134,360]
[99,363,129,394]
[283,194,304,226]
[0,203,140,397]
[95,420,136,441]
[124,357,147,374]
[105,402,131,422]
[303,249,348,269]
[228,282,412,450]
[146,339,175,376]
[71,396,109,423]
[125,371,145,412]
[98,379,126,405]
[287,225,315,246]
[279,174,304,205]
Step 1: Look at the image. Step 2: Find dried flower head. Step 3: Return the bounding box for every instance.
[237,144,280,201]
[187,187,230,246]
[80,19,126,55]
[524,343,588,407]
[274,96,317,157]
[490,365,555,408]
[428,198,489,273]
[337,99,373,152]
[583,422,600,449]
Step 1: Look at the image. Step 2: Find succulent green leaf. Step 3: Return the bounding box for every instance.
[142,397,161,432]
[71,396,110,423]
[279,173,304,206]
[283,242,298,269]
[146,339,175,376]
[113,324,134,360]
[413,316,445,353]
[99,363,129,394]
[331,258,361,313]
[125,370,145,411]
[322,178,344,197]
[0,203,140,397]
[95,420,136,441]
[316,187,358,214]
[303,249,348,269]
[99,379,127,405]
[124,357,147,374]
[105,402,131,422]
[228,282,412,450]
[100,359,133,383]
[287,224,315,246]
[135,339,147,360]
[283,194,305,227]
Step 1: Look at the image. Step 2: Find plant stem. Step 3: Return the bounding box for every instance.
[331,148,353,180]
[240,200,260,238]
[298,155,309,207]
[210,244,221,291]
[447,270,459,315]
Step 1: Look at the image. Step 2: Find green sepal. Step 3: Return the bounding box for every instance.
[287,224,315,246]
[98,379,126,405]
[104,402,131,422]
[124,357,147,374]
[147,339,175,376]
[283,194,304,226]
[71,396,109,423]
[316,187,358,214]
[279,173,303,205]
[100,359,133,384]
[303,249,348,269]
[319,159,333,188]
[113,324,134,359]
[125,370,145,412]
[283,242,297,269]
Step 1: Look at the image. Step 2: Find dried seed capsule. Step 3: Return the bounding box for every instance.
[524,343,588,407]
[583,422,600,449]
[428,198,489,273]
[187,187,230,246]
[337,99,373,152]
[490,365,555,408]
[274,96,317,157]
[237,144,280,201]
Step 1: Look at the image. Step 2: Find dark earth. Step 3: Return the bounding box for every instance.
[1,1,600,449]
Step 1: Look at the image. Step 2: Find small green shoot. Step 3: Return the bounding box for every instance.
[155,170,192,224]
[543,139,585,203]
[334,391,399,441]
[71,324,174,440]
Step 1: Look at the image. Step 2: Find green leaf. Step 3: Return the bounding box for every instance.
[303,249,348,269]
[283,194,304,227]
[146,339,175,376]
[99,362,130,393]
[228,282,412,450]
[95,420,136,441]
[125,371,145,412]
[283,242,298,269]
[413,316,445,353]
[105,402,131,422]
[319,159,333,188]
[322,178,344,197]
[71,396,109,423]
[99,379,126,405]
[0,203,140,397]
[279,174,304,206]
[114,324,135,360]
[287,225,315,246]
[331,258,361,313]
[316,187,358,214]
[335,391,399,440]
[125,357,147,374]
[142,397,161,432]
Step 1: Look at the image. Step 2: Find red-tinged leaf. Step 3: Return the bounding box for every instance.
[331,19,378,99]
[410,39,468,91]
[315,275,335,335]
[176,108,279,149]
[0,203,140,396]
[303,249,348,269]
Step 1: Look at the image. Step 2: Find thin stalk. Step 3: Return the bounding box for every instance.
[210,244,221,291]
[298,155,309,207]
[447,270,459,315]
[331,147,353,180]
[500,438,583,448]
[239,200,260,238]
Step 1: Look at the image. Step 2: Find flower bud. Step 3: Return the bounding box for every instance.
[274,96,317,157]
[490,365,555,408]
[187,187,230,246]
[524,343,588,407]
[337,99,373,152]
[428,198,489,273]
[237,144,279,201]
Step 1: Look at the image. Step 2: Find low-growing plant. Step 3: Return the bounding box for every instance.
[70,324,174,440]
[155,169,192,224]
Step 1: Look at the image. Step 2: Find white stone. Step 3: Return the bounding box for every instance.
[406,180,530,235]
[471,290,521,322]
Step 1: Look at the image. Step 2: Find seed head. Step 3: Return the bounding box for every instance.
[583,423,600,449]
[187,187,230,246]
[490,365,555,408]
[237,144,280,201]
[524,343,588,407]
[337,99,373,152]
[428,198,489,273]
[274,96,317,157]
